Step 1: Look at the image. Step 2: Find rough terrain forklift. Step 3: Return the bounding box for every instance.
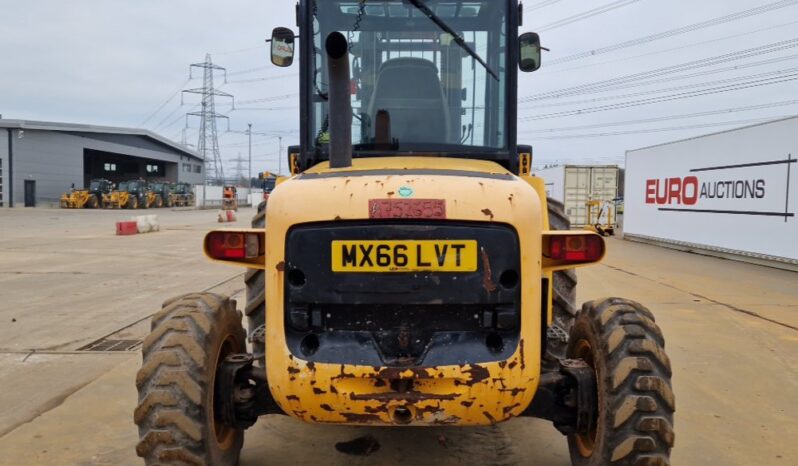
[59,178,113,209]
[170,182,196,207]
[103,179,151,209]
[149,182,174,208]
[135,2,674,465]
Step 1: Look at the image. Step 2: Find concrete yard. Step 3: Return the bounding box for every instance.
[0,207,796,466]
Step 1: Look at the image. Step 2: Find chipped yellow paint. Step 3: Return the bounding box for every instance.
[196,157,605,426]
[257,157,543,425]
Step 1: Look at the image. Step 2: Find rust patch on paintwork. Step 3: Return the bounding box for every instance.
[341,413,383,423]
[483,411,497,425]
[320,403,335,412]
[334,215,342,220]
[350,391,458,402]
[499,387,526,396]
[432,416,461,425]
[332,364,357,381]
[503,403,521,415]
[286,395,299,401]
[480,208,494,220]
[415,404,444,416]
[306,361,316,371]
[377,367,435,380]
[480,248,497,293]
[460,400,474,408]
[508,360,518,370]
[462,364,490,385]
[312,387,327,395]
[498,361,507,369]
[329,385,339,394]
[276,261,286,272]
[386,191,395,197]
[519,339,526,370]
[364,405,384,414]
[287,366,300,375]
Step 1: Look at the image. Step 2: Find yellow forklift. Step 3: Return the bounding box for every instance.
[60,178,113,209]
[135,2,674,465]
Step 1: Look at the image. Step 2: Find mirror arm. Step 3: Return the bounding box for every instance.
[265,35,299,43]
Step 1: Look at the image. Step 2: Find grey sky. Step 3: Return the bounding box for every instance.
[2,0,797,174]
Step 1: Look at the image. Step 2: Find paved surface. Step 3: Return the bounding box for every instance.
[0,207,796,465]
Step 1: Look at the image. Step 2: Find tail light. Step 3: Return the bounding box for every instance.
[542,232,605,270]
[204,230,265,268]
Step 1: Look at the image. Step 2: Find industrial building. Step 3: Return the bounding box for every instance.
[0,119,204,207]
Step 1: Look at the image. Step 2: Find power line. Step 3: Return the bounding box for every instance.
[226,65,273,76]
[534,52,798,102]
[521,37,798,102]
[138,78,192,127]
[522,66,798,110]
[541,18,798,76]
[520,74,798,121]
[519,99,798,133]
[526,0,565,12]
[227,73,299,84]
[527,116,790,140]
[534,0,642,32]
[546,0,798,66]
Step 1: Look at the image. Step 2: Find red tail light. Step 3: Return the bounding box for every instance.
[206,231,261,260]
[545,233,605,266]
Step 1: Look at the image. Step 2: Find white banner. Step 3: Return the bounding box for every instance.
[625,117,797,262]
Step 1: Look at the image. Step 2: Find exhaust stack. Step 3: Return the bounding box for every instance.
[325,32,352,169]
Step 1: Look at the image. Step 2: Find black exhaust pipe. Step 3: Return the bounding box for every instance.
[325,32,352,169]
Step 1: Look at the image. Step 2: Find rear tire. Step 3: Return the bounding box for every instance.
[87,195,99,209]
[127,196,139,210]
[245,201,267,363]
[546,198,578,361]
[566,298,675,466]
[135,293,246,466]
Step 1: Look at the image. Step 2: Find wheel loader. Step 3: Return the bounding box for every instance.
[135,2,674,465]
[59,178,112,209]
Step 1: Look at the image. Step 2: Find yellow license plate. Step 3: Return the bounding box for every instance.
[331,240,478,272]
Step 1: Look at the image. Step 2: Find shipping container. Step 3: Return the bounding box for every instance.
[624,116,798,270]
[534,165,620,227]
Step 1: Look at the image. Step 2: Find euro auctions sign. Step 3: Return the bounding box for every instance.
[624,117,798,264]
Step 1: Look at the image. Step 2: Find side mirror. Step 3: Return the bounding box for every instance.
[270,27,296,67]
[519,32,542,73]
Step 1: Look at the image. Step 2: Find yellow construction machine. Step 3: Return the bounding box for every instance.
[103,179,150,209]
[135,3,674,465]
[60,178,112,209]
[584,199,616,237]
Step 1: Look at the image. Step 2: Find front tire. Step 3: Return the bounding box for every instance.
[567,298,675,466]
[135,293,246,466]
[87,195,99,209]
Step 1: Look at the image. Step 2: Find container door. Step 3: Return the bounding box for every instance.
[565,167,590,226]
